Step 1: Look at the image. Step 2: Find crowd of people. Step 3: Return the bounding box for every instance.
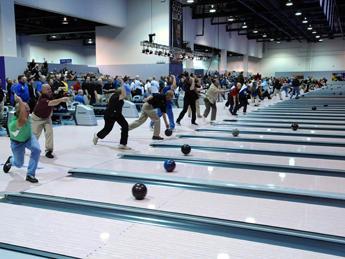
[0,61,328,183]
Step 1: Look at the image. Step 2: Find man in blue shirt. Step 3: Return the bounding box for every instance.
[11,75,30,106]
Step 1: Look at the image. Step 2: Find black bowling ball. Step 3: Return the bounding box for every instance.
[181,144,191,155]
[132,183,147,200]
[291,122,299,131]
[165,128,173,136]
[312,106,317,111]
[323,104,328,107]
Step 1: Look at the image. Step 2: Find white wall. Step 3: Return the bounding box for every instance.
[227,56,260,74]
[260,38,345,76]
[17,35,96,65]
[96,0,170,66]
[15,0,127,28]
[183,7,263,58]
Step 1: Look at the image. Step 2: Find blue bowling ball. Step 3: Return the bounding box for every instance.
[164,160,176,172]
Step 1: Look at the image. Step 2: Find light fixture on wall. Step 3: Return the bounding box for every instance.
[307,25,313,30]
[318,39,323,42]
[312,31,317,34]
[295,11,302,16]
[262,34,267,38]
[186,0,194,3]
[276,41,281,44]
[315,35,320,38]
[270,38,274,42]
[62,17,69,25]
[285,0,293,6]
[209,5,216,13]
[51,35,57,39]
[242,22,247,29]
[302,17,308,24]
[228,16,235,22]
[253,30,258,33]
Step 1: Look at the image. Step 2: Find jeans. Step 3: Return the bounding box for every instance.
[10,135,41,177]
[150,102,175,129]
[290,86,300,99]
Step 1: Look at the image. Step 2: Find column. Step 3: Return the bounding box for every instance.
[243,54,249,77]
[219,49,227,74]
[0,0,17,57]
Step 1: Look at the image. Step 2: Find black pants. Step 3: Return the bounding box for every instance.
[97,113,128,145]
[234,96,248,114]
[176,96,196,124]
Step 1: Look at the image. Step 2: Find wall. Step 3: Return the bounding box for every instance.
[183,7,263,58]
[227,56,260,74]
[98,63,169,79]
[96,0,170,66]
[260,38,345,77]
[15,0,127,28]
[4,56,27,80]
[17,35,96,65]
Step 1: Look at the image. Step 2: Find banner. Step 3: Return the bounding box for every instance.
[171,0,183,48]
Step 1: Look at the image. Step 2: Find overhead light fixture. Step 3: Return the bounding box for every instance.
[318,39,323,42]
[228,16,234,22]
[270,38,274,41]
[302,17,308,24]
[253,30,258,33]
[315,35,320,38]
[51,35,57,39]
[295,11,302,16]
[277,41,281,44]
[262,34,267,38]
[187,0,194,3]
[62,17,68,25]
[242,22,247,29]
[209,5,216,13]
[87,38,93,44]
[307,25,313,30]
[286,0,293,6]
[312,31,317,34]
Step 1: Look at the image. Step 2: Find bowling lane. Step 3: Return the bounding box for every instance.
[184,131,345,144]
[90,223,340,259]
[228,118,345,125]
[90,157,345,194]
[0,204,337,259]
[26,178,345,237]
[143,146,345,171]
[216,122,345,131]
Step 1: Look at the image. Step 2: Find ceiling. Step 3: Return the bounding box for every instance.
[15,4,105,42]
[183,0,345,42]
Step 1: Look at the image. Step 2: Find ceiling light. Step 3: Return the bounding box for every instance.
[307,25,313,30]
[312,31,317,34]
[262,34,267,38]
[270,38,274,41]
[209,5,216,13]
[286,0,293,6]
[315,35,320,38]
[51,35,57,39]
[302,17,308,24]
[295,11,302,16]
[318,39,323,42]
[87,38,93,44]
[187,0,194,3]
[62,17,68,24]
[253,30,258,33]
[277,41,281,44]
[228,16,234,22]
[242,22,247,29]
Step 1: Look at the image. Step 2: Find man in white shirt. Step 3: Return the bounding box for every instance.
[149,76,160,94]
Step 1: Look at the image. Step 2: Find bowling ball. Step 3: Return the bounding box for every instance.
[165,128,173,136]
[132,183,147,200]
[323,104,328,107]
[291,122,299,131]
[340,93,343,96]
[312,106,317,111]
[164,160,176,172]
[181,144,191,155]
[232,128,240,137]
